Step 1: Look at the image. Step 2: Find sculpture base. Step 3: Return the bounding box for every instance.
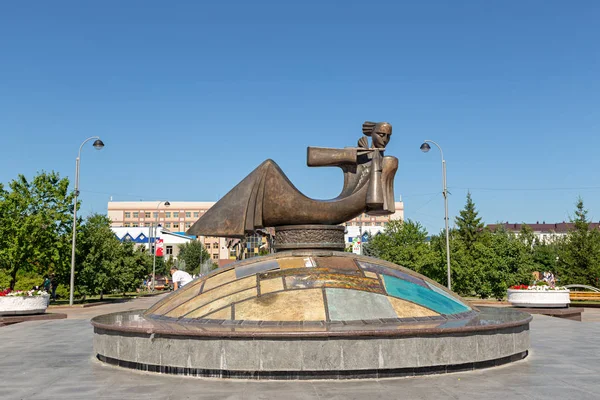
[274,225,345,252]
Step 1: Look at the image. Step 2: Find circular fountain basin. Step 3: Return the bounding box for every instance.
[92,251,531,379]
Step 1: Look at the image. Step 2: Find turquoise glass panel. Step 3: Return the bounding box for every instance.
[425,282,471,309]
[382,275,470,315]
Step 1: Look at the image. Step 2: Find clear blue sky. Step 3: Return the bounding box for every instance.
[1,1,599,234]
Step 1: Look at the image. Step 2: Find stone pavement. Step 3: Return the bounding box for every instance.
[2,296,600,399]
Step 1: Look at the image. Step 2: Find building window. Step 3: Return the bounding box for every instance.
[140,223,145,227]
[186,212,191,218]
[166,246,173,255]
[173,223,179,229]
[213,254,219,260]
[132,223,139,227]
[153,212,158,218]
[133,212,139,218]
[185,222,191,228]
[206,243,211,249]
[124,223,130,227]
[165,212,171,218]
[145,212,151,218]
[193,212,199,218]
[124,212,131,218]
[213,242,219,248]
[165,222,171,228]
[173,212,179,218]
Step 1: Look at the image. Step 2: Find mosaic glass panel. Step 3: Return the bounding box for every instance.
[260,277,284,294]
[203,306,232,320]
[165,277,256,318]
[234,289,326,321]
[146,277,204,315]
[382,275,471,315]
[358,261,428,288]
[235,259,280,279]
[185,287,257,318]
[386,296,439,318]
[325,288,397,321]
[425,281,471,309]
[284,274,384,294]
[314,257,360,274]
[276,257,315,269]
[202,269,237,292]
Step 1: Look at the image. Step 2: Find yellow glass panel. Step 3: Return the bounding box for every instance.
[147,278,203,315]
[235,289,326,321]
[260,277,284,294]
[276,257,314,269]
[203,269,237,292]
[203,306,232,320]
[185,288,257,318]
[364,271,378,279]
[387,296,439,318]
[165,276,255,318]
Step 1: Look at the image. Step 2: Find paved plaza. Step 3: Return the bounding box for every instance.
[1,296,600,399]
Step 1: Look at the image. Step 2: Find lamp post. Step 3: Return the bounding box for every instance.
[152,200,170,291]
[69,137,105,306]
[420,140,452,291]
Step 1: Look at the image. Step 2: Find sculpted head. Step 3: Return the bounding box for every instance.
[362,121,392,149]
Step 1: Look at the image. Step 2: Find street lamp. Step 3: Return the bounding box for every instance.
[420,140,452,291]
[69,137,105,306]
[152,200,170,291]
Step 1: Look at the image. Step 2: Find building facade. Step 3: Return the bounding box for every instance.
[344,201,405,245]
[486,222,600,243]
[108,201,229,261]
[108,200,404,260]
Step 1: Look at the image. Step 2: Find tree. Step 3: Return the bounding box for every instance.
[177,241,212,275]
[367,220,435,274]
[556,198,600,286]
[0,172,73,289]
[454,192,484,251]
[77,214,151,298]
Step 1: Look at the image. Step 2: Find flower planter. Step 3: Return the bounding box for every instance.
[0,294,50,316]
[507,289,570,308]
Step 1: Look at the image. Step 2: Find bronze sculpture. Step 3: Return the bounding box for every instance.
[187,121,398,238]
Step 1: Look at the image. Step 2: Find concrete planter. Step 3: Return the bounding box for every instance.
[507,289,570,308]
[0,295,49,316]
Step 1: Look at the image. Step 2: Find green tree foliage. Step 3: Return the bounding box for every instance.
[367,220,435,274]
[556,198,600,286]
[0,172,73,289]
[454,192,484,251]
[177,241,212,275]
[77,214,151,298]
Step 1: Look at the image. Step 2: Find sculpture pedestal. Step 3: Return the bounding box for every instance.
[274,225,345,251]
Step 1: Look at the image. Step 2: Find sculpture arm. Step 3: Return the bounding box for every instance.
[307,147,358,167]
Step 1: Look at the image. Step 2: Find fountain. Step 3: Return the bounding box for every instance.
[92,121,530,379]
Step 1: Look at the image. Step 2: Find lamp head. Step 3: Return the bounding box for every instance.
[164,201,171,207]
[420,142,431,153]
[93,139,105,150]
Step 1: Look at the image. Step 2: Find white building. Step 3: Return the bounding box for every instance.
[111,226,195,259]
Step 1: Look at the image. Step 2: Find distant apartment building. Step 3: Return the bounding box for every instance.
[486,222,600,243]
[108,199,404,259]
[108,201,228,261]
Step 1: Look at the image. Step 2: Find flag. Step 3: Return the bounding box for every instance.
[156,238,164,257]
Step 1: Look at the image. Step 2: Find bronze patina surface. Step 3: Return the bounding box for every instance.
[187,121,398,238]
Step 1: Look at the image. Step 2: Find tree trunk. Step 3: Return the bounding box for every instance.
[9,264,17,290]
[99,290,103,301]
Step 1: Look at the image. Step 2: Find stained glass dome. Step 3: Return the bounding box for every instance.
[145,252,474,323]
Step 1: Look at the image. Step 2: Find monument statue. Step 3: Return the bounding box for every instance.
[187,121,398,238]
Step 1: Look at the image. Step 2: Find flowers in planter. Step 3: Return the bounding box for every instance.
[0,288,48,297]
[509,284,567,291]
